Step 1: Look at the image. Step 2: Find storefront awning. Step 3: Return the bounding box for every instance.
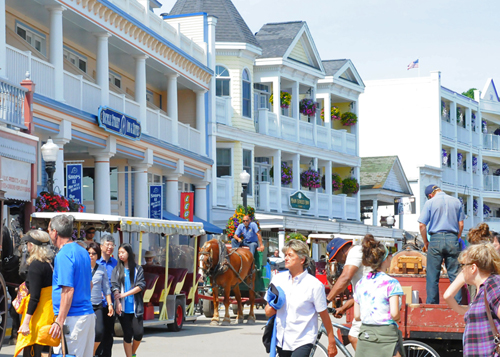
[192,215,223,235]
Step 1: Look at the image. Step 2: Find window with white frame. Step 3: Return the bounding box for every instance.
[215,65,230,97]
[63,48,87,73]
[242,69,251,118]
[243,149,252,194]
[109,72,122,89]
[16,22,46,55]
[216,148,231,177]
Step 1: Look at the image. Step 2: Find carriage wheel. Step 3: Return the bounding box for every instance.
[402,340,440,357]
[167,299,184,332]
[203,299,214,318]
[0,274,8,349]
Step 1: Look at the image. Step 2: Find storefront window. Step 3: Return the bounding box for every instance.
[83,167,118,201]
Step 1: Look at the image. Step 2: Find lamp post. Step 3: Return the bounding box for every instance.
[239,170,251,213]
[41,138,59,194]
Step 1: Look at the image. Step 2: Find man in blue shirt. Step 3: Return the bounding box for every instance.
[232,215,264,255]
[418,184,464,304]
[96,234,118,357]
[48,214,95,357]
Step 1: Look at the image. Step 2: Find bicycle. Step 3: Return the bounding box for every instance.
[310,308,441,357]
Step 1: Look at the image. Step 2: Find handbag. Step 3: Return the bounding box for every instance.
[38,323,61,347]
[483,284,500,354]
[51,327,76,357]
[13,282,29,313]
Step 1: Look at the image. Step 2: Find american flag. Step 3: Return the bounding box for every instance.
[407,59,419,70]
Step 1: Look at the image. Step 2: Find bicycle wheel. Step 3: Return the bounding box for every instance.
[310,342,328,357]
[402,340,440,357]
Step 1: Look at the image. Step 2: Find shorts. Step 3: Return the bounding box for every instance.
[349,318,361,338]
[53,314,96,357]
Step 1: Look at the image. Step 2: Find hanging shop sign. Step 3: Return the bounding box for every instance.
[289,191,310,210]
[180,192,194,221]
[66,164,82,204]
[394,196,416,215]
[97,106,141,141]
[1,157,31,202]
[149,185,163,219]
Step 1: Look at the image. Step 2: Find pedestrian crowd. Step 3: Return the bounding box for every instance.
[14,214,145,357]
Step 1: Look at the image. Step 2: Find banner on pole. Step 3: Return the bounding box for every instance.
[180,192,194,221]
[66,164,83,204]
[149,185,163,219]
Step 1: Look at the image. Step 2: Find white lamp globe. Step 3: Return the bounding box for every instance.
[41,138,59,162]
[386,216,395,226]
[239,170,251,185]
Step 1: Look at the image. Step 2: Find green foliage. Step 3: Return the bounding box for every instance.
[462,88,477,99]
[285,232,307,242]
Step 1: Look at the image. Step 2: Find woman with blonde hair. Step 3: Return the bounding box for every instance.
[15,230,55,357]
[444,243,500,356]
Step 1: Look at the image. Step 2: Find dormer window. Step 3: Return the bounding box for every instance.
[216,65,230,97]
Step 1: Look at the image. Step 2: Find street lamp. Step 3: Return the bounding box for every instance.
[239,170,251,213]
[41,138,59,194]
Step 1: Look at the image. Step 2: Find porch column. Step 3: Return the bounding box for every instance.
[450,101,457,140]
[96,33,111,106]
[372,199,378,226]
[312,87,317,146]
[292,154,300,191]
[53,120,71,195]
[0,0,6,79]
[313,158,319,217]
[133,164,150,218]
[93,154,113,214]
[195,90,207,155]
[326,161,332,218]
[272,77,281,137]
[324,94,332,149]
[478,195,484,223]
[48,6,65,102]
[134,55,148,132]
[273,149,282,213]
[354,166,361,221]
[292,81,300,142]
[195,183,208,220]
[167,74,179,145]
[166,174,180,216]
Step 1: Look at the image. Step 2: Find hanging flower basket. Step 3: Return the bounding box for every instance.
[483,120,488,134]
[342,177,359,194]
[442,149,448,166]
[483,162,490,175]
[269,91,292,109]
[35,192,84,213]
[321,173,343,192]
[441,101,449,120]
[300,170,321,188]
[457,107,464,126]
[457,153,463,168]
[472,113,476,131]
[299,98,318,117]
[340,111,358,126]
[270,162,293,185]
[472,156,478,174]
[320,106,341,122]
[285,232,307,242]
[225,205,259,238]
[473,199,478,215]
[484,204,492,218]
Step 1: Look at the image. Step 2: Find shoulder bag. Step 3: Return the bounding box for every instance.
[483,284,500,354]
[13,282,29,313]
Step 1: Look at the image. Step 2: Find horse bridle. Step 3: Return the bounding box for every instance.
[199,245,215,276]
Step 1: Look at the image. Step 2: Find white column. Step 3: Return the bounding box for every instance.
[48,6,65,102]
[451,147,458,184]
[450,101,457,140]
[273,149,282,213]
[354,166,361,221]
[166,174,180,215]
[292,154,300,191]
[292,81,300,142]
[272,77,281,137]
[0,0,6,79]
[324,94,332,149]
[93,154,113,214]
[134,55,148,132]
[478,195,484,222]
[313,158,319,217]
[133,164,149,218]
[195,90,207,155]
[312,87,317,145]
[167,74,179,145]
[372,199,378,226]
[195,183,208,220]
[326,161,332,218]
[96,33,111,106]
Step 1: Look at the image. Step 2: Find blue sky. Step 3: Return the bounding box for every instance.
[159,0,498,93]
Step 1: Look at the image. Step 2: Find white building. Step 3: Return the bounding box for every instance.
[360,72,500,233]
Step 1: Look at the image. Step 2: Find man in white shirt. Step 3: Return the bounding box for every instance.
[326,238,365,350]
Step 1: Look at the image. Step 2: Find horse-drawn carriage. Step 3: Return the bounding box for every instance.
[30,212,205,332]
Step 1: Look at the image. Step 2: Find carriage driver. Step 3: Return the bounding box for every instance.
[231,215,264,255]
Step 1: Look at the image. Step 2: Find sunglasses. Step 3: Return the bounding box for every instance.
[243,220,249,222]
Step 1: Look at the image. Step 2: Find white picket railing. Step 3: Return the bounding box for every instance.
[125,99,141,120]
[331,129,343,152]
[473,174,482,189]
[346,133,356,155]
[457,170,471,187]
[146,108,173,143]
[269,186,279,211]
[457,126,470,144]
[331,195,344,219]
[316,126,329,149]
[280,115,296,141]
[299,121,314,145]
[0,78,27,128]
[63,71,101,115]
[267,112,279,138]
[441,119,455,140]
[215,96,232,125]
[346,197,358,220]
[109,92,126,112]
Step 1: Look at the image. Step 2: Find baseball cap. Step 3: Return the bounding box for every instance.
[326,238,352,262]
[425,184,439,199]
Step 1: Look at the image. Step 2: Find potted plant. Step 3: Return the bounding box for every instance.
[299,98,318,117]
[484,204,492,218]
[225,205,259,238]
[269,91,292,109]
[300,169,321,188]
[270,162,293,185]
[35,192,84,212]
[285,232,307,242]
[321,173,343,192]
[342,177,359,194]
[339,111,358,126]
[320,106,341,122]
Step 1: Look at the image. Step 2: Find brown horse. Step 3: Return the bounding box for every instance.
[198,239,256,326]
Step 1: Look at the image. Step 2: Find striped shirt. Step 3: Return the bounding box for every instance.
[464,274,500,356]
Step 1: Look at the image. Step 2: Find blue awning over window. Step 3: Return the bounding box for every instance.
[162,210,223,235]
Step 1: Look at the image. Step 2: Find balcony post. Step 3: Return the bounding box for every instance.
[272,77,281,138]
[95,33,111,106]
[260,182,270,212]
[0,0,6,79]
[324,94,332,150]
[450,147,458,184]
[194,182,208,220]
[478,152,484,190]
[372,199,378,226]
[478,195,484,222]
[195,90,207,155]
[167,73,179,145]
[292,154,300,191]
[313,157,319,217]
[134,55,148,133]
[47,6,65,101]
[258,108,268,135]
[273,149,282,213]
[292,81,300,142]
[326,161,332,218]
[450,101,457,140]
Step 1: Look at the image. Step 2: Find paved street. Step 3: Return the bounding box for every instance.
[0,310,354,357]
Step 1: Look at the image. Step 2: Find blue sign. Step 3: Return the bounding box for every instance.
[97,106,141,140]
[149,185,163,219]
[66,164,82,204]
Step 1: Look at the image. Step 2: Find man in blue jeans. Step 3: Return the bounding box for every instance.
[418,184,464,304]
[232,215,264,255]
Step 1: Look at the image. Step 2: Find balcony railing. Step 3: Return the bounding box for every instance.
[442,167,455,184]
[483,134,500,151]
[0,77,27,129]
[146,108,172,143]
[63,71,101,115]
[215,97,232,125]
[457,169,471,187]
[257,109,357,155]
[473,173,482,188]
[457,126,470,144]
[216,176,233,207]
[178,122,202,154]
[441,119,454,140]
[484,175,500,192]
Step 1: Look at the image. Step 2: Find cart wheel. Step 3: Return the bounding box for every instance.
[203,299,214,318]
[0,274,7,350]
[402,340,440,357]
[231,303,239,315]
[168,299,184,332]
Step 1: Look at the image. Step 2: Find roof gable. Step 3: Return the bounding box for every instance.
[481,78,500,102]
[168,0,260,48]
[360,156,412,195]
[330,60,364,87]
